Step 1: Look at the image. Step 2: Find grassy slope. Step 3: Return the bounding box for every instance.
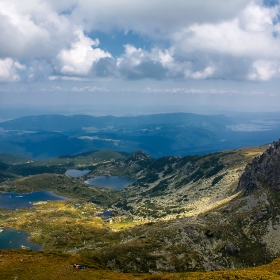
[0,150,125,177]
[0,153,32,164]
[0,200,120,252]
[0,250,280,279]
[0,173,120,207]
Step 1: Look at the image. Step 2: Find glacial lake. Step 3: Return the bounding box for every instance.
[0,228,42,250]
[86,176,136,190]
[65,169,91,177]
[97,211,112,218]
[0,191,67,210]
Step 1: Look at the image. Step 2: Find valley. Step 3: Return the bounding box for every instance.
[1,142,280,278]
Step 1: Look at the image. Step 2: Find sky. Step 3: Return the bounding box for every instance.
[1,0,280,116]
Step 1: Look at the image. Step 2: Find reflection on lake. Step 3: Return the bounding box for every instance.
[0,228,42,250]
[65,169,91,177]
[86,176,136,190]
[0,191,67,210]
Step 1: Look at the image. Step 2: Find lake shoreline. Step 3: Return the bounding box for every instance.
[0,190,67,210]
[0,227,43,251]
[85,175,136,190]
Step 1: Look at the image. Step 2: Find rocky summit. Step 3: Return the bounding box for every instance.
[237,139,280,194]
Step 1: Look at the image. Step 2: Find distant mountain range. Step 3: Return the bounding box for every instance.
[0,112,280,158]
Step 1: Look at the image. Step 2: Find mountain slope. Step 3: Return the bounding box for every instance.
[2,142,280,273]
[88,146,267,220]
[86,141,280,272]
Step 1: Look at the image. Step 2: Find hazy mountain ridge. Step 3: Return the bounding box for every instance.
[0,113,234,132]
[1,113,280,158]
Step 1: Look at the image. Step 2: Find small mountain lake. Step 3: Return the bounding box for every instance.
[0,191,67,210]
[65,169,91,177]
[86,176,136,190]
[0,228,42,250]
[97,211,112,218]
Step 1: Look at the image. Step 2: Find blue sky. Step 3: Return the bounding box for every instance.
[1,0,280,116]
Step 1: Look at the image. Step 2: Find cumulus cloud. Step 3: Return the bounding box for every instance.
[173,4,279,58]
[184,66,215,80]
[92,57,116,77]
[249,59,280,80]
[116,45,169,80]
[0,58,25,82]
[56,28,111,76]
[168,1,280,80]
[1,0,280,83]
[66,0,251,38]
[0,0,73,59]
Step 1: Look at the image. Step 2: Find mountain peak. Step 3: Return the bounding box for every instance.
[237,138,280,195]
[128,150,151,161]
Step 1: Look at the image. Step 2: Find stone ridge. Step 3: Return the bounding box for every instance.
[237,139,280,195]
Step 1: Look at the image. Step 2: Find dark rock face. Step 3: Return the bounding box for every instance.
[205,230,214,238]
[237,139,280,195]
[225,243,240,255]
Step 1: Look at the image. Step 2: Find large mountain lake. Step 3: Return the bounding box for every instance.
[65,169,91,177]
[86,176,136,190]
[0,228,42,250]
[0,191,67,250]
[0,191,67,210]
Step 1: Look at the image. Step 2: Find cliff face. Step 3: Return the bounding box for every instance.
[237,139,280,195]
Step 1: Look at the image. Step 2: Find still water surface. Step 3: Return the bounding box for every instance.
[0,191,67,250]
[0,228,42,250]
[0,191,67,210]
[65,169,91,177]
[86,176,136,190]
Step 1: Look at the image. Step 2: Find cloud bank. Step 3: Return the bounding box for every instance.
[1,0,280,83]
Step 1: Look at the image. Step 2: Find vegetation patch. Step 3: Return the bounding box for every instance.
[212,173,227,186]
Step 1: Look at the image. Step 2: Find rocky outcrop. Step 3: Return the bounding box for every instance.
[237,139,280,195]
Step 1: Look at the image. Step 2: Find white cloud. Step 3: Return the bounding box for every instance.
[1,0,280,83]
[173,4,279,59]
[168,1,280,80]
[239,1,275,32]
[71,86,108,92]
[0,58,25,82]
[66,0,251,38]
[249,60,280,80]
[184,66,215,80]
[56,28,111,76]
[0,0,72,59]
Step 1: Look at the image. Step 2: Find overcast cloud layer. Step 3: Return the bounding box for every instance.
[1,0,280,113]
